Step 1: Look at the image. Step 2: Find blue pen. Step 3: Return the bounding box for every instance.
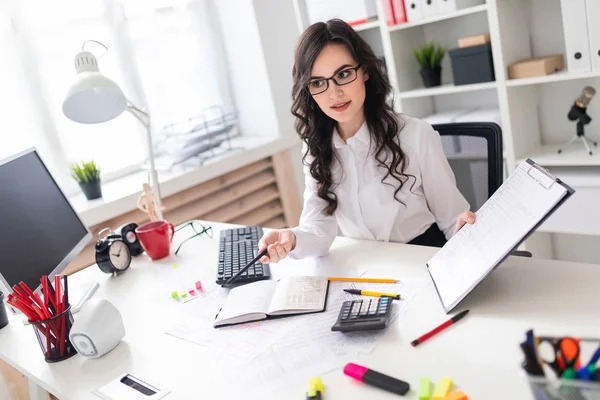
[577,346,600,380]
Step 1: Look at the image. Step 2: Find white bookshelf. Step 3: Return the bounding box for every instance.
[387,3,488,32]
[292,0,600,263]
[516,144,600,167]
[397,81,497,99]
[353,20,381,32]
[506,70,600,87]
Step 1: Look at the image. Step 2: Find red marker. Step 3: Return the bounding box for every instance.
[411,309,470,347]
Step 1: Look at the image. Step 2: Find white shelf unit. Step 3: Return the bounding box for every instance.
[397,81,497,99]
[292,0,600,263]
[353,20,381,32]
[387,3,488,32]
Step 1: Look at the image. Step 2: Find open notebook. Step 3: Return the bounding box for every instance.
[214,276,329,327]
[427,159,575,313]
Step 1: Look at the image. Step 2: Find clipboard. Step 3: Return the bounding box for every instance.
[426,159,575,313]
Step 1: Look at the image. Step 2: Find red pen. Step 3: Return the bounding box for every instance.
[54,275,62,351]
[7,294,38,321]
[411,309,470,347]
[41,277,51,356]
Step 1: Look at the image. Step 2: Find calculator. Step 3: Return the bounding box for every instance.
[331,297,392,332]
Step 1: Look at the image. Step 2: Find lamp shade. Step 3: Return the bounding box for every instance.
[62,51,127,124]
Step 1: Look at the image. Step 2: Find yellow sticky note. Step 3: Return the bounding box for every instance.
[433,377,453,400]
[442,391,468,400]
[172,263,178,269]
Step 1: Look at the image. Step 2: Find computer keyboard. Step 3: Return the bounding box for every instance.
[216,226,271,285]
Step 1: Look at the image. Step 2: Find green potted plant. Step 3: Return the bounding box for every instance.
[71,160,102,200]
[413,41,447,88]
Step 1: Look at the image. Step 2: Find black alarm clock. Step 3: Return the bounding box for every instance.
[95,228,132,274]
[117,222,144,256]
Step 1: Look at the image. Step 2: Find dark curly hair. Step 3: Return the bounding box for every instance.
[291,19,415,216]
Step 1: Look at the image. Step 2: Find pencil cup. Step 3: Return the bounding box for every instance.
[30,305,77,363]
[527,376,600,399]
[0,293,8,330]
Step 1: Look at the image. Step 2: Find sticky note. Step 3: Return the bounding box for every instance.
[419,377,431,400]
[189,289,195,296]
[181,293,188,299]
[171,264,178,269]
[441,391,468,400]
[195,281,203,291]
[171,291,179,300]
[433,377,453,400]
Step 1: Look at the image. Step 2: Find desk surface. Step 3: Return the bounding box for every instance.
[1,221,599,400]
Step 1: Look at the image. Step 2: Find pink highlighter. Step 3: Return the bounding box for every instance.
[343,363,410,395]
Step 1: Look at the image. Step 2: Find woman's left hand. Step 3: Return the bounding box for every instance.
[455,211,476,232]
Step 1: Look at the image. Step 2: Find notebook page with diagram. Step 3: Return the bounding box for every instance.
[427,159,574,313]
[214,276,329,327]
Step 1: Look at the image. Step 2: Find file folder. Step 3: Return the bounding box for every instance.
[585,0,600,71]
[421,0,438,18]
[560,0,591,72]
[392,0,407,24]
[405,0,423,22]
[436,0,483,15]
[383,0,396,26]
[427,159,575,313]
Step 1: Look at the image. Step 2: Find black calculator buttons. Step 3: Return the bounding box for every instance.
[332,297,392,332]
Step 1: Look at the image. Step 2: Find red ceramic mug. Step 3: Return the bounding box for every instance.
[135,221,175,260]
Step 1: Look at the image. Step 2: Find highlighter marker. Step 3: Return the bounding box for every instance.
[343,363,410,395]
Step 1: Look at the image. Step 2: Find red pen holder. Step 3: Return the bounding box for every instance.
[30,305,77,363]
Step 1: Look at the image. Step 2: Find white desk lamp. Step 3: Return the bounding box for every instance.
[62,46,163,219]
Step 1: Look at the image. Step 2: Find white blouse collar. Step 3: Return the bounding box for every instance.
[332,121,370,149]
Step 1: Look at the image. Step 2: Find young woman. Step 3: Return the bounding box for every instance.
[259,19,475,263]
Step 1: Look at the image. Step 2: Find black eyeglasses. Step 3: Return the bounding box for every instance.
[174,220,213,255]
[306,64,362,95]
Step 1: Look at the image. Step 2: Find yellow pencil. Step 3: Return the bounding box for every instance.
[327,277,399,283]
[344,289,402,300]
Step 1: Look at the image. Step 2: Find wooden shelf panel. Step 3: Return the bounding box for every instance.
[236,200,284,227]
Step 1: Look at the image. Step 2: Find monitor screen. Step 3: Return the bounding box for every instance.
[0,149,90,292]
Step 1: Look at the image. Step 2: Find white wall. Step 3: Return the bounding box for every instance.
[253,0,305,196]
[213,0,280,138]
[553,233,600,265]
[253,0,300,138]
[215,0,305,198]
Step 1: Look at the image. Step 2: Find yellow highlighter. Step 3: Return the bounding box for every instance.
[433,377,453,400]
[306,377,323,400]
[343,289,402,300]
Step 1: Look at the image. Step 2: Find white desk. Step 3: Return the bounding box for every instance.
[1,221,599,400]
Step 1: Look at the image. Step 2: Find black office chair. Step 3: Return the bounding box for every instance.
[432,122,532,257]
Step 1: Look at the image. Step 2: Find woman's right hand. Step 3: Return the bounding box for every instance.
[258,229,297,263]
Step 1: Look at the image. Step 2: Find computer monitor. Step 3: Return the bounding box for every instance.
[0,148,91,296]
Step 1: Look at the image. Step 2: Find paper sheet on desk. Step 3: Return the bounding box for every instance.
[210,278,430,396]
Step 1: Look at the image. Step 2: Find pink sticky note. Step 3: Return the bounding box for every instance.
[195,281,202,291]
[189,289,195,296]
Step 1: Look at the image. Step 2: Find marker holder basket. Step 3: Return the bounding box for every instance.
[30,305,77,363]
[527,376,600,400]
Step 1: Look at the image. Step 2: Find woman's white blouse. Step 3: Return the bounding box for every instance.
[289,116,469,259]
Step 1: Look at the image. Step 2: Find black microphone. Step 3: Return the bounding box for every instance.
[568,86,596,121]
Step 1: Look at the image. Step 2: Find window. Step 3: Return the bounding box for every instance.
[0,0,232,193]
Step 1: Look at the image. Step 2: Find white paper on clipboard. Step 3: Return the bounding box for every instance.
[427,159,573,313]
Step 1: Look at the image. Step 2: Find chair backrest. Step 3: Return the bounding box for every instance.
[432,122,503,212]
